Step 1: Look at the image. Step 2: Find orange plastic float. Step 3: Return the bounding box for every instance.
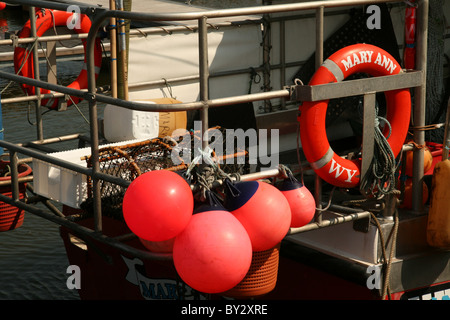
[122,170,193,242]
[173,202,252,294]
[224,180,291,252]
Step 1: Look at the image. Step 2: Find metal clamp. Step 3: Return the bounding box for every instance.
[10,34,19,49]
[285,78,304,102]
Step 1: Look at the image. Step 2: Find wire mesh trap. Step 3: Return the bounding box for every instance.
[80,128,250,221]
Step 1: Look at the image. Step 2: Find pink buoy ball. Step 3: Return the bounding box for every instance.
[224,180,291,252]
[278,178,316,228]
[123,170,193,242]
[173,204,252,294]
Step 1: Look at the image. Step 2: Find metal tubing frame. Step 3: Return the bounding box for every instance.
[288,210,371,235]
[0,190,173,261]
[7,0,402,20]
[0,31,89,46]
[314,6,324,223]
[0,0,429,259]
[411,0,428,213]
[29,6,44,140]
[198,16,209,149]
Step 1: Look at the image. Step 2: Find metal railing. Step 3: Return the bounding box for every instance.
[0,0,429,261]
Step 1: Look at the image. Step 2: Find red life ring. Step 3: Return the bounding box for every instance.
[298,44,411,188]
[13,9,103,109]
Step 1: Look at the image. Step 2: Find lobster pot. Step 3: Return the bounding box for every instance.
[0,161,32,232]
[224,243,280,298]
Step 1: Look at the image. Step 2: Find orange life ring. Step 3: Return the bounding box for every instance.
[298,44,411,188]
[14,9,103,109]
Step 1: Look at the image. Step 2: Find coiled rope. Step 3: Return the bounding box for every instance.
[370,207,399,300]
[360,107,399,198]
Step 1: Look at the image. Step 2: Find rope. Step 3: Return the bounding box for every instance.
[43,10,90,123]
[247,67,261,94]
[37,41,90,124]
[1,37,39,96]
[369,208,399,300]
[296,122,306,185]
[360,107,398,198]
[185,146,242,203]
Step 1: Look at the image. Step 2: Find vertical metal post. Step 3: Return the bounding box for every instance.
[46,41,57,85]
[411,0,428,213]
[315,6,324,70]
[442,100,450,161]
[198,16,209,149]
[29,7,44,141]
[314,6,324,222]
[88,98,102,233]
[110,0,118,98]
[87,18,102,233]
[360,92,376,186]
[280,20,286,110]
[10,151,19,202]
[117,0,129,101]
[262,13,272,113]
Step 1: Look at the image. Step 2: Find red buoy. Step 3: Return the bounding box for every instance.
[0,3,6,11]
[224,180,291,251]
[122,170,193,242]
[173,202,252,294]
[278,176,316,228]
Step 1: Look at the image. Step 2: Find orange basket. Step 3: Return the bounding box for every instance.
[224,243,280,298]
[0,161,32,232]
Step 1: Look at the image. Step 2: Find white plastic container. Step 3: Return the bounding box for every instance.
[32,139,145,208]
[32,147,91,208]
[103,101,159,143]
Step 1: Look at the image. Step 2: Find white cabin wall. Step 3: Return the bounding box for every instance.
[127,23,263,102]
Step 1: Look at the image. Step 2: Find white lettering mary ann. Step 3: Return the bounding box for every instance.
[340,50,398,74]
[340,50,374,71]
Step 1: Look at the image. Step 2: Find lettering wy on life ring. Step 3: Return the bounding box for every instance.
[298,44,411,188]
[14,10,103,110]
